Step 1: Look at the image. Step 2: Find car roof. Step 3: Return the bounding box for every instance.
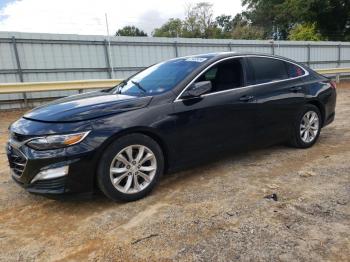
[183,51,299,64]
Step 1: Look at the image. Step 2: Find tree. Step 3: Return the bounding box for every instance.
[242,0,350,41]
[153,19,183,37]
[182,3,203,38]
[193,2,216,38]
[153,2,220,39]
[242,0,295,39]
[182,2,219,38]
[301,0,350,41]
[231,24,265,40]
[116,26,147,37]
[215,15,234,38]
[216,15,233,32]
[288,23,323,41]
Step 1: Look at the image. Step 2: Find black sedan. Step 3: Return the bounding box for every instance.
[6,52,336,201]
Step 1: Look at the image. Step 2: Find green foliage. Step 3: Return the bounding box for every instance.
[182,2,218,38]
[216,15,234,33]
[121,0,349,41]
[303,0,350,41]
[153,2,221,39]
[231,24,265,40]
[242,0,350,41]
[152,3,264,40]
[153,19,183,37]
[288,23,323,41]
[116,26,147,37]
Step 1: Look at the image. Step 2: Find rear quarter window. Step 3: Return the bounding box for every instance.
[285,62,305,78]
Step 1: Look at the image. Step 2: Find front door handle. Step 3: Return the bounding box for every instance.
[289,86,303,92]
[239,95,255,102]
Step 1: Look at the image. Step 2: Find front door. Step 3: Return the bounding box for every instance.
[172,58,257,166]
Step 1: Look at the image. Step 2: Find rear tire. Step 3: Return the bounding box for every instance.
[97,134,164,202]
[289,104,322,148]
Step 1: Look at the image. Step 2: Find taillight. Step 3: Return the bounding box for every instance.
[330,81,336,89]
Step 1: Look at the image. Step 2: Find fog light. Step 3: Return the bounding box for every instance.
[31,166,69,183]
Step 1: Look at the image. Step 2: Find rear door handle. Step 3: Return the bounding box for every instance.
[239,95,255,102]
[289,86,303,92]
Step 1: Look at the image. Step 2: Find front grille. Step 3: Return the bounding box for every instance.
[8,146,27,176]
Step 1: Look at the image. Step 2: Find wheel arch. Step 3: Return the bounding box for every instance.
[94,127,171,181]
[306,100,325,127]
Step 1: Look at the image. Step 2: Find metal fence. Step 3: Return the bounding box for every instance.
[1,31,350,109]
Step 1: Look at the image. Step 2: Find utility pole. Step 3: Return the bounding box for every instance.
[105,13,115,79]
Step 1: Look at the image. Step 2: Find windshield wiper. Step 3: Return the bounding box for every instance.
[115,80,127,94]
[131,80,147,93]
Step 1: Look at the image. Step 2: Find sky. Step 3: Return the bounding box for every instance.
[0,0,244,36]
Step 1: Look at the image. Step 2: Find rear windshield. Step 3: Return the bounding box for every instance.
[112,56,212,96]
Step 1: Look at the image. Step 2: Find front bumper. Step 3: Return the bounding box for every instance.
[6,140,98,196]
[12,174,67,195]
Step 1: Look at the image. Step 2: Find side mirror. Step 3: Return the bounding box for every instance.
[183,81,212,98]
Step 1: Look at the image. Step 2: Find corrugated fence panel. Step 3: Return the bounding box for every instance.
[233,46,271,54]
[0,42,17,69]
[19,43,106,69]
[310,46,339,62]
[341,62,350,68]
[312,63,339,69]
[111,44,173,67]
[178,45,229,56]
[0,31,350,109]
[113,70,139,79]
[275,46,308,62]
[23,71,108,82]
[341,46,350,60]
[0,73,19,83]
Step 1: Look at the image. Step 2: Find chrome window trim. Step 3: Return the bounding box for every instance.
[174,55,309,102]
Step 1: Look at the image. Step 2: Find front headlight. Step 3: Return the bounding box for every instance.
[26,131,90,150]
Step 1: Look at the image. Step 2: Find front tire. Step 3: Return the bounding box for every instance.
[97,134,164,202]
[289,104,322,148]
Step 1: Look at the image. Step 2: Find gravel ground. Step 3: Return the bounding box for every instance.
[0,84,349,262]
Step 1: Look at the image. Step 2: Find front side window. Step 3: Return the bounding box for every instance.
[195,58,244,93]
[247,57,288,85]
[113,56,213,96]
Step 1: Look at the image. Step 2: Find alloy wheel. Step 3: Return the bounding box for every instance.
[109,145,157,194]
[300,111,320,143]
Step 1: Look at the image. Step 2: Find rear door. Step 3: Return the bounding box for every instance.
[245,56,307,146]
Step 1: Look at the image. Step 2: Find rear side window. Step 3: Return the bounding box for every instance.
[246,57,288,85]
[285,62,305,77]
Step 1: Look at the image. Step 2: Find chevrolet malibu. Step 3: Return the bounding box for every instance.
[6,52,336,201]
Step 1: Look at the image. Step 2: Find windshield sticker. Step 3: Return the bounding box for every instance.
[185,57,208,63]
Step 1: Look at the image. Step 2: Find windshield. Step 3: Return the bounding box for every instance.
[112,56,212,96]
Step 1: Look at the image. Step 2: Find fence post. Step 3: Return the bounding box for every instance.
[103,39,112,79]
[174,41,179,57]
[336,74,340,84]
[11,36,28,108]
[228,43,232,51]
[337,44,341,68]
[270,41,275,55]
[307,44,311,67]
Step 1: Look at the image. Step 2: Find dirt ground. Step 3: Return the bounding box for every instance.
[0,83,349,262]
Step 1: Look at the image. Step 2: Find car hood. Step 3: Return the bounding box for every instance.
[24,91,152,122]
